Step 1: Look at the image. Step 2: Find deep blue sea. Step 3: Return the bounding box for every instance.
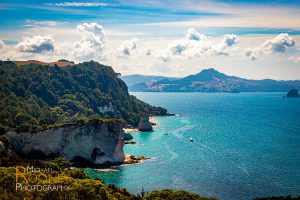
[86,92,300,200]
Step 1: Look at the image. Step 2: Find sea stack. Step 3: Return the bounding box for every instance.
[286,89,300,98]
[122,129,133,140]
[138,117,153,132]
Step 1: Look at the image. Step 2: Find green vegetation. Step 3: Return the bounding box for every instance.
[57,59,74,63]
[0,159,136,200]
[0,60,167,133]
[0,153,214,200]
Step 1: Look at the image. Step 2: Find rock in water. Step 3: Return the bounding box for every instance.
[122,129,133,140]
[286,89,300,98]
[138,117,153,132]
[6,122,125,165]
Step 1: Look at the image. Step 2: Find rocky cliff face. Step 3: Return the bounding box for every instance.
[6,122,125,165]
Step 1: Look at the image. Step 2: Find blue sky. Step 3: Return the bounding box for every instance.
[0,0,300,79]
[1,0,299,33]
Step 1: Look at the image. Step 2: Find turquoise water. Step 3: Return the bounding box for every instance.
[86,92,300,200]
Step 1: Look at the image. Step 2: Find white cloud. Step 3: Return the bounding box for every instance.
[171,39,211,56]
[73,22,106,60]
[245,33,295,60]
[185,27,207,41]
[51,2,108,7]
[25,20,67,27]
[158,28,238,61]
[0,40,5,50]
[16,35,55,53]
[213,34,238,56]
[119,38,137,56]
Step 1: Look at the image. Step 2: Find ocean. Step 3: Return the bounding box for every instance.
[86,92,300,200]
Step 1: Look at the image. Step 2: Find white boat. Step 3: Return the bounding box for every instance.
[189,137,194,142]
[164,126,168,135]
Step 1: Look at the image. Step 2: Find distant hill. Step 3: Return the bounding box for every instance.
[127,68,300,92]
[120,74,179,87]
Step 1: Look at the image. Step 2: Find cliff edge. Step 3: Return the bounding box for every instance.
[6,122,124,165]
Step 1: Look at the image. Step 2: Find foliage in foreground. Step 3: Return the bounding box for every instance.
[0,60,167,133]
[0,153,298,200]
[0,154,215,200]
[0,166,136,200]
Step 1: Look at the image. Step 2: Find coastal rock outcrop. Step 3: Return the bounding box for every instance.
[124,154,149,164]
[122,129,133,140]
[138,117,153,132]
[6,122,125,165]
[286,89,300,98]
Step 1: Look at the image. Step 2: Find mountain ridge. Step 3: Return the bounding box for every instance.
[122,68,300,92]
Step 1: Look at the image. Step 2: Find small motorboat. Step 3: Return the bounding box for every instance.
[189,137,194,142]
[164,126,168,135]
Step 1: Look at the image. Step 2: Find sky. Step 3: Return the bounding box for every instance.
[0,0,300,80]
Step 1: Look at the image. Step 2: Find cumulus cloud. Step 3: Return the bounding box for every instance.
[185,28,207,41]
[213,34,238,56]
[159,28,238,61]
[170,39,211,56]
[51,2,107,7]
[158,39,212,61]
[73,22,106,60]
[119,38,137,56]
[245,33,295,60]
[0,40,5,50]
[16,35,55,53]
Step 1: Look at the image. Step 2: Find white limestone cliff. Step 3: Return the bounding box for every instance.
[6,122,125,165]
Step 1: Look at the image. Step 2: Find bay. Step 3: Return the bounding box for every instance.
[86,92,300,200]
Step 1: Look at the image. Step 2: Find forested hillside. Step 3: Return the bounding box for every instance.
[0,61,167,133]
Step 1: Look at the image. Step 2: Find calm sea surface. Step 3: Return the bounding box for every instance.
[86,92,300,200]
